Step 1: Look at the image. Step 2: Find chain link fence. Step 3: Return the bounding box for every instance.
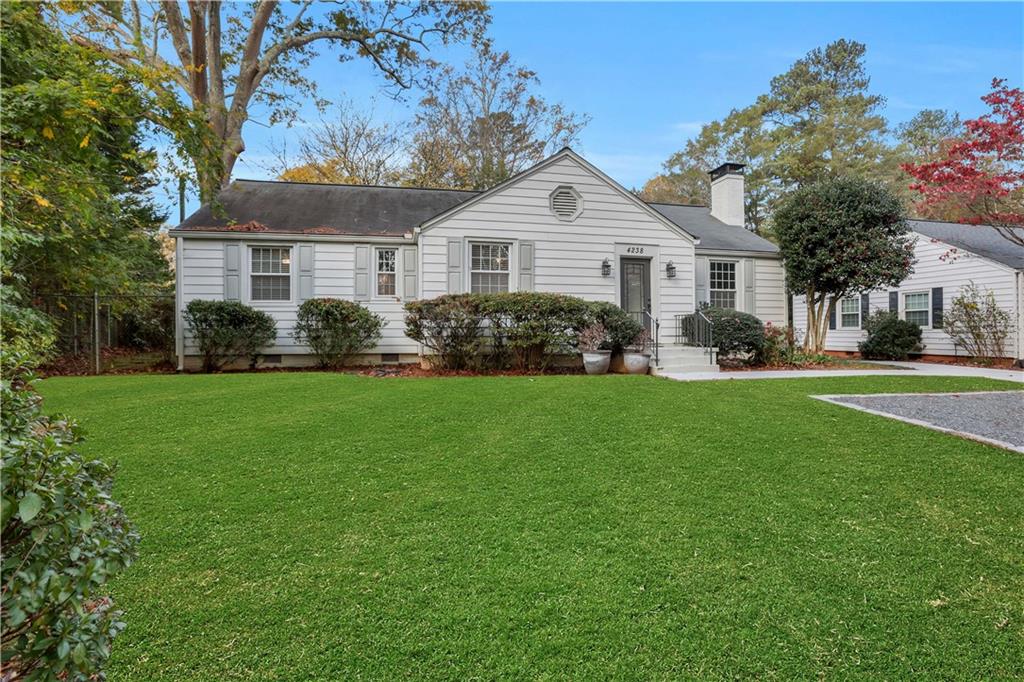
[30,293,175,374]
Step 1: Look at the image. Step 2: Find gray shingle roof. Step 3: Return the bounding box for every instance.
[909,220,1024,270]
[177,179,475,236]
[648,203,780,254]
[176,179,781,256]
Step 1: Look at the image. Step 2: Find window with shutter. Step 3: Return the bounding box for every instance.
[250,246,292,301]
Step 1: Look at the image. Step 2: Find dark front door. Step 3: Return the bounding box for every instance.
[620,258,651,332]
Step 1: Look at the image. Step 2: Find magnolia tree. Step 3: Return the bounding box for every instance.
[774,177,914,352]
[903,78,1024,246]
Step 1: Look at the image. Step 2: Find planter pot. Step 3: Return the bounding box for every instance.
[581,350,611,375]
[621,351,652,375]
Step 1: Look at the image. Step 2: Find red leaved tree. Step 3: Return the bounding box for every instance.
[903,78,1024,246]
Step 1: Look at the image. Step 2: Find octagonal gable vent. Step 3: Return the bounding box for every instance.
[549,185,582,221]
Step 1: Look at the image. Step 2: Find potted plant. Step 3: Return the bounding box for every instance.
[577,322,611,375]
[621,328,651,374]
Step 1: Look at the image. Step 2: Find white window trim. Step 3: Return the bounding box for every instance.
[708,259,738,309]
[246,243,295,305]
[467,240,516,294]
[373,246,398,299]
[839,297,861,329]
[903,290,931,328]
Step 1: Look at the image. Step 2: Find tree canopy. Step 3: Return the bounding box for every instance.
[903,79,1024,245]
[643,39,962,236]
[1,1,168,300]
[405,41,589,190]
[60,1,490,200]
[270,41,590,191]
[773,176,914,352]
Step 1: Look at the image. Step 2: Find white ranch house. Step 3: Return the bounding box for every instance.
[171,149,786,373]
[792,221,1024,362]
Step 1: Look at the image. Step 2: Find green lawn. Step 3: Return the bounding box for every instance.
[39,373,1023,680]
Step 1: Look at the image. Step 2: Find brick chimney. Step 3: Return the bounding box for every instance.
[709,163,745,227]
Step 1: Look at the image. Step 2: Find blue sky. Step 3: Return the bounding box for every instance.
[169,1,1023,216]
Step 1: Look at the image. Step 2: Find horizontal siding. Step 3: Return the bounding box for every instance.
[422,156,696,336]
[179,238,419,356]
[754,258,787,326]
[792,233,1021,357]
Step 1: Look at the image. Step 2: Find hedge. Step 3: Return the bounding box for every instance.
[183,300,277,372]
[293,298,385,368]
[404,293,641,371]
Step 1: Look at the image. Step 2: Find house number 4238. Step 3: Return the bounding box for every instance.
[626,246,645,254]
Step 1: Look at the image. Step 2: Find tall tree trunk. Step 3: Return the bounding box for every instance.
[803,290,834,353]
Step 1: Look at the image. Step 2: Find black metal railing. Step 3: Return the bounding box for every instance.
[674,310,715,365]
[642,307,660,367]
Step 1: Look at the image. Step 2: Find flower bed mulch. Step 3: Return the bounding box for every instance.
[40,348,175,377]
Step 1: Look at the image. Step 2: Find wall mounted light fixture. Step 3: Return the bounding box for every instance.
[601,258,612,277]
[666,261,677,278]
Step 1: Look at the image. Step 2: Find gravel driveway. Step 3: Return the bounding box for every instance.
[813,391,1024,452]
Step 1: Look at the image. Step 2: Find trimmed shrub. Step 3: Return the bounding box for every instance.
[480,293,593,370]
[293,298,385,368]
[405,293,640,371]
[706,308,765,360]
[1,351,139,681]
[404,294,485,370]
[183,300,277,372]
[680,307,765,362]
[859,311,922,360]
[589,301,645,353]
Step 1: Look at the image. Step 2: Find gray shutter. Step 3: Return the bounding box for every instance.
[298,244,314,302]
[447,239,462,294]
[695,257,709,306]
[931,287,943,328]
[401,245,418,299]
[742,258,755,314]
[224,243,241,300]
[828,296,837,330]
[889,291,899,313]
[518,241,535,291]
[860,293,870,329]
[354,244,370,301]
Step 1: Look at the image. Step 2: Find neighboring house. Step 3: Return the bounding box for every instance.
[170,148,784,372]
[792,221,1024,362]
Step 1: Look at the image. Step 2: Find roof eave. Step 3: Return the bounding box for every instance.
[169,229,415,243]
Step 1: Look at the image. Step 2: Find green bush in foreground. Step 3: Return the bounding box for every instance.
[293,298,385,368]
[1,351,138,681]
[859,311,923,360]
[183,300,277,372]
[404,293,644,370]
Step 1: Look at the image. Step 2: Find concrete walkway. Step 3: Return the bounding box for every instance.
[661,360,1024,383]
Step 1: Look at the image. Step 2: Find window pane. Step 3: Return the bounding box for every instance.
[709,261,736,293]
[376,249,397,296]
[841,298,859,314]
[471,243,510,272]
[252,247,291,274]
[906,310,929,326]
[905,292,928,310]
[470,272,509,293]
[377,273,396,296]
[904,292,929,326]
[377,249,396,273]
[251,275,290,301]
[709,290,736,309]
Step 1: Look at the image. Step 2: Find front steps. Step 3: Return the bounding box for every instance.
[650,344,719,376]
